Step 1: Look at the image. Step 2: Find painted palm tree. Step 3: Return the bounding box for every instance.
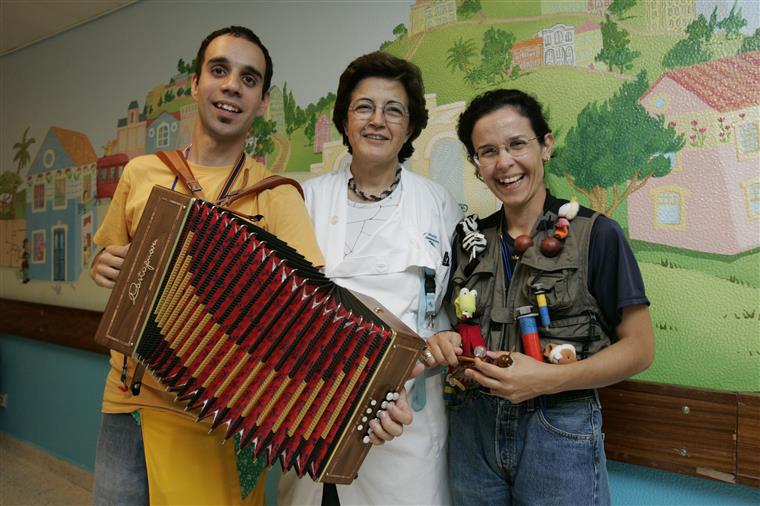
[12,127,36,176]
[446,37,477,73]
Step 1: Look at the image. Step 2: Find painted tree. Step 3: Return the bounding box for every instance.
[549,72,684,216]
[608,0,637,20]
[247,117,277,158]
[304,112,318,146]
[717,1,747,40]
[479,27,516,84]
[392,23,408,40]
[282,83,305,136]
[12,127,36,175]
[739,27,760,53]
[457,0,482,19]
[0,171,22,218]
[595,15,640,73]
[446,37,477,73]
[662,11,718,69]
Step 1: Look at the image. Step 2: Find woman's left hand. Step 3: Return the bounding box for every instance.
[367,387,414,445]
[465,351,556,404]
[366,362,423,445]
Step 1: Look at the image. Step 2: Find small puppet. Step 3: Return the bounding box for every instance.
[543,342,577,364]
[446,288,488,391]
[454,288,486,356]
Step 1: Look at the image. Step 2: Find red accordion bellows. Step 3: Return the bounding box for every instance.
[95,186,424,484]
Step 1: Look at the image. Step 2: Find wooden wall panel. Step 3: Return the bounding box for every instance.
[737,393,760,487]
[1,298,758,488]
[0,298,106,355]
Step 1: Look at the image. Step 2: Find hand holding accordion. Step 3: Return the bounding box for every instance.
[94,186,426,484]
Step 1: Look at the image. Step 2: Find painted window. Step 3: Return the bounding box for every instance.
[82,173,91,202]
[33,183,45,211]
[737,122,759,154]
[157,123,170,148]
[656,191,682,226]
[652,95,668,109]
[554,32,561,44]
[53,177,66,209]
[32,230,45,263]
[742,179,760,219]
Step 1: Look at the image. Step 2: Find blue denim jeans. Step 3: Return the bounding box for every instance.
[448,390,610,506]
[92,413,149,506]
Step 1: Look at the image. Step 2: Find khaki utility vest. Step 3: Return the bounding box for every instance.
[450,200,614,359]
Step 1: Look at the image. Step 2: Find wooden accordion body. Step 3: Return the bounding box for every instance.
[94,186,425,484]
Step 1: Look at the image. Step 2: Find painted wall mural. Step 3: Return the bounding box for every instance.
[1,0,758,392]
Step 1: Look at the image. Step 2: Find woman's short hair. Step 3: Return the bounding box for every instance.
[333,52,428,163]
[457,89,552,159]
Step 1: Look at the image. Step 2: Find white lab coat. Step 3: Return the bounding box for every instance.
[278,163,461,505]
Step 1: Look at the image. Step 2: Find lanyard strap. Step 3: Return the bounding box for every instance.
[498,235,514,286]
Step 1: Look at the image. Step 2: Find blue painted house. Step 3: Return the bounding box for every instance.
[145,111,181,153]
[24,127,98,282]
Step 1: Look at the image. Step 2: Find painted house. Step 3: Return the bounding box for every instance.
[539,24,575,66]
[24,127,98,282]
[115,100,146,159]
[586,0,612,16]
[409,0,457,36]
[630,51,760,255]
[178,103,198,148]
[145,111,181,154]
[314,114,331,153]
[511,38,544,72]
[541,0,585,15]
[645,0,696,35]
[575,20,602,69]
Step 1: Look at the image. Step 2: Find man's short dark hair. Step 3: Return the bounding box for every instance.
[333,52,428,163]
[194,26,273,97]
[457,89,552,159]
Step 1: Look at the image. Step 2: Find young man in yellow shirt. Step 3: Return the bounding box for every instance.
[89,26,325,505]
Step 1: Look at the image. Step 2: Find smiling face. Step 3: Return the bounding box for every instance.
[470,106,553,214]
[344,77,411,173]
[191,34,270,146]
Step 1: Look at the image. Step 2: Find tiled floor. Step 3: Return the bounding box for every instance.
[0,434,92,506]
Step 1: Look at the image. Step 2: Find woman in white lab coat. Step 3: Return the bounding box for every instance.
[278,52,461,505]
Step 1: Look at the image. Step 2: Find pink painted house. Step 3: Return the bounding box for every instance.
[630,51,760,255]
[314,114,331,153]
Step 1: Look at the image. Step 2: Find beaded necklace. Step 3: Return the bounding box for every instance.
[347,167,402,202]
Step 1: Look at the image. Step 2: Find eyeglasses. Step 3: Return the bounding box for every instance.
[472,137,538,167]
[348,99,408,124]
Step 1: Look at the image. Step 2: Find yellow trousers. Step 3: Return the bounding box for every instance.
[141,409,266,505]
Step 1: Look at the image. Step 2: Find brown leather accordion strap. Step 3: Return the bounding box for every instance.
[216,175,304,207]
[155,150,206,200]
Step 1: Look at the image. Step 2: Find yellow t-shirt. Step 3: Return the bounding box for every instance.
[94,153,324,418]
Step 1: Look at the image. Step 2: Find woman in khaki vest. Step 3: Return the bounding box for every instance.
[424,89,655,506]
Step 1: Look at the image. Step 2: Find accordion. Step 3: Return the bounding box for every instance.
[94,185,425,484]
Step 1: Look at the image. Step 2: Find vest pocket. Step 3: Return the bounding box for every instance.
[525,269,576,312]
[539,312,604,359]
